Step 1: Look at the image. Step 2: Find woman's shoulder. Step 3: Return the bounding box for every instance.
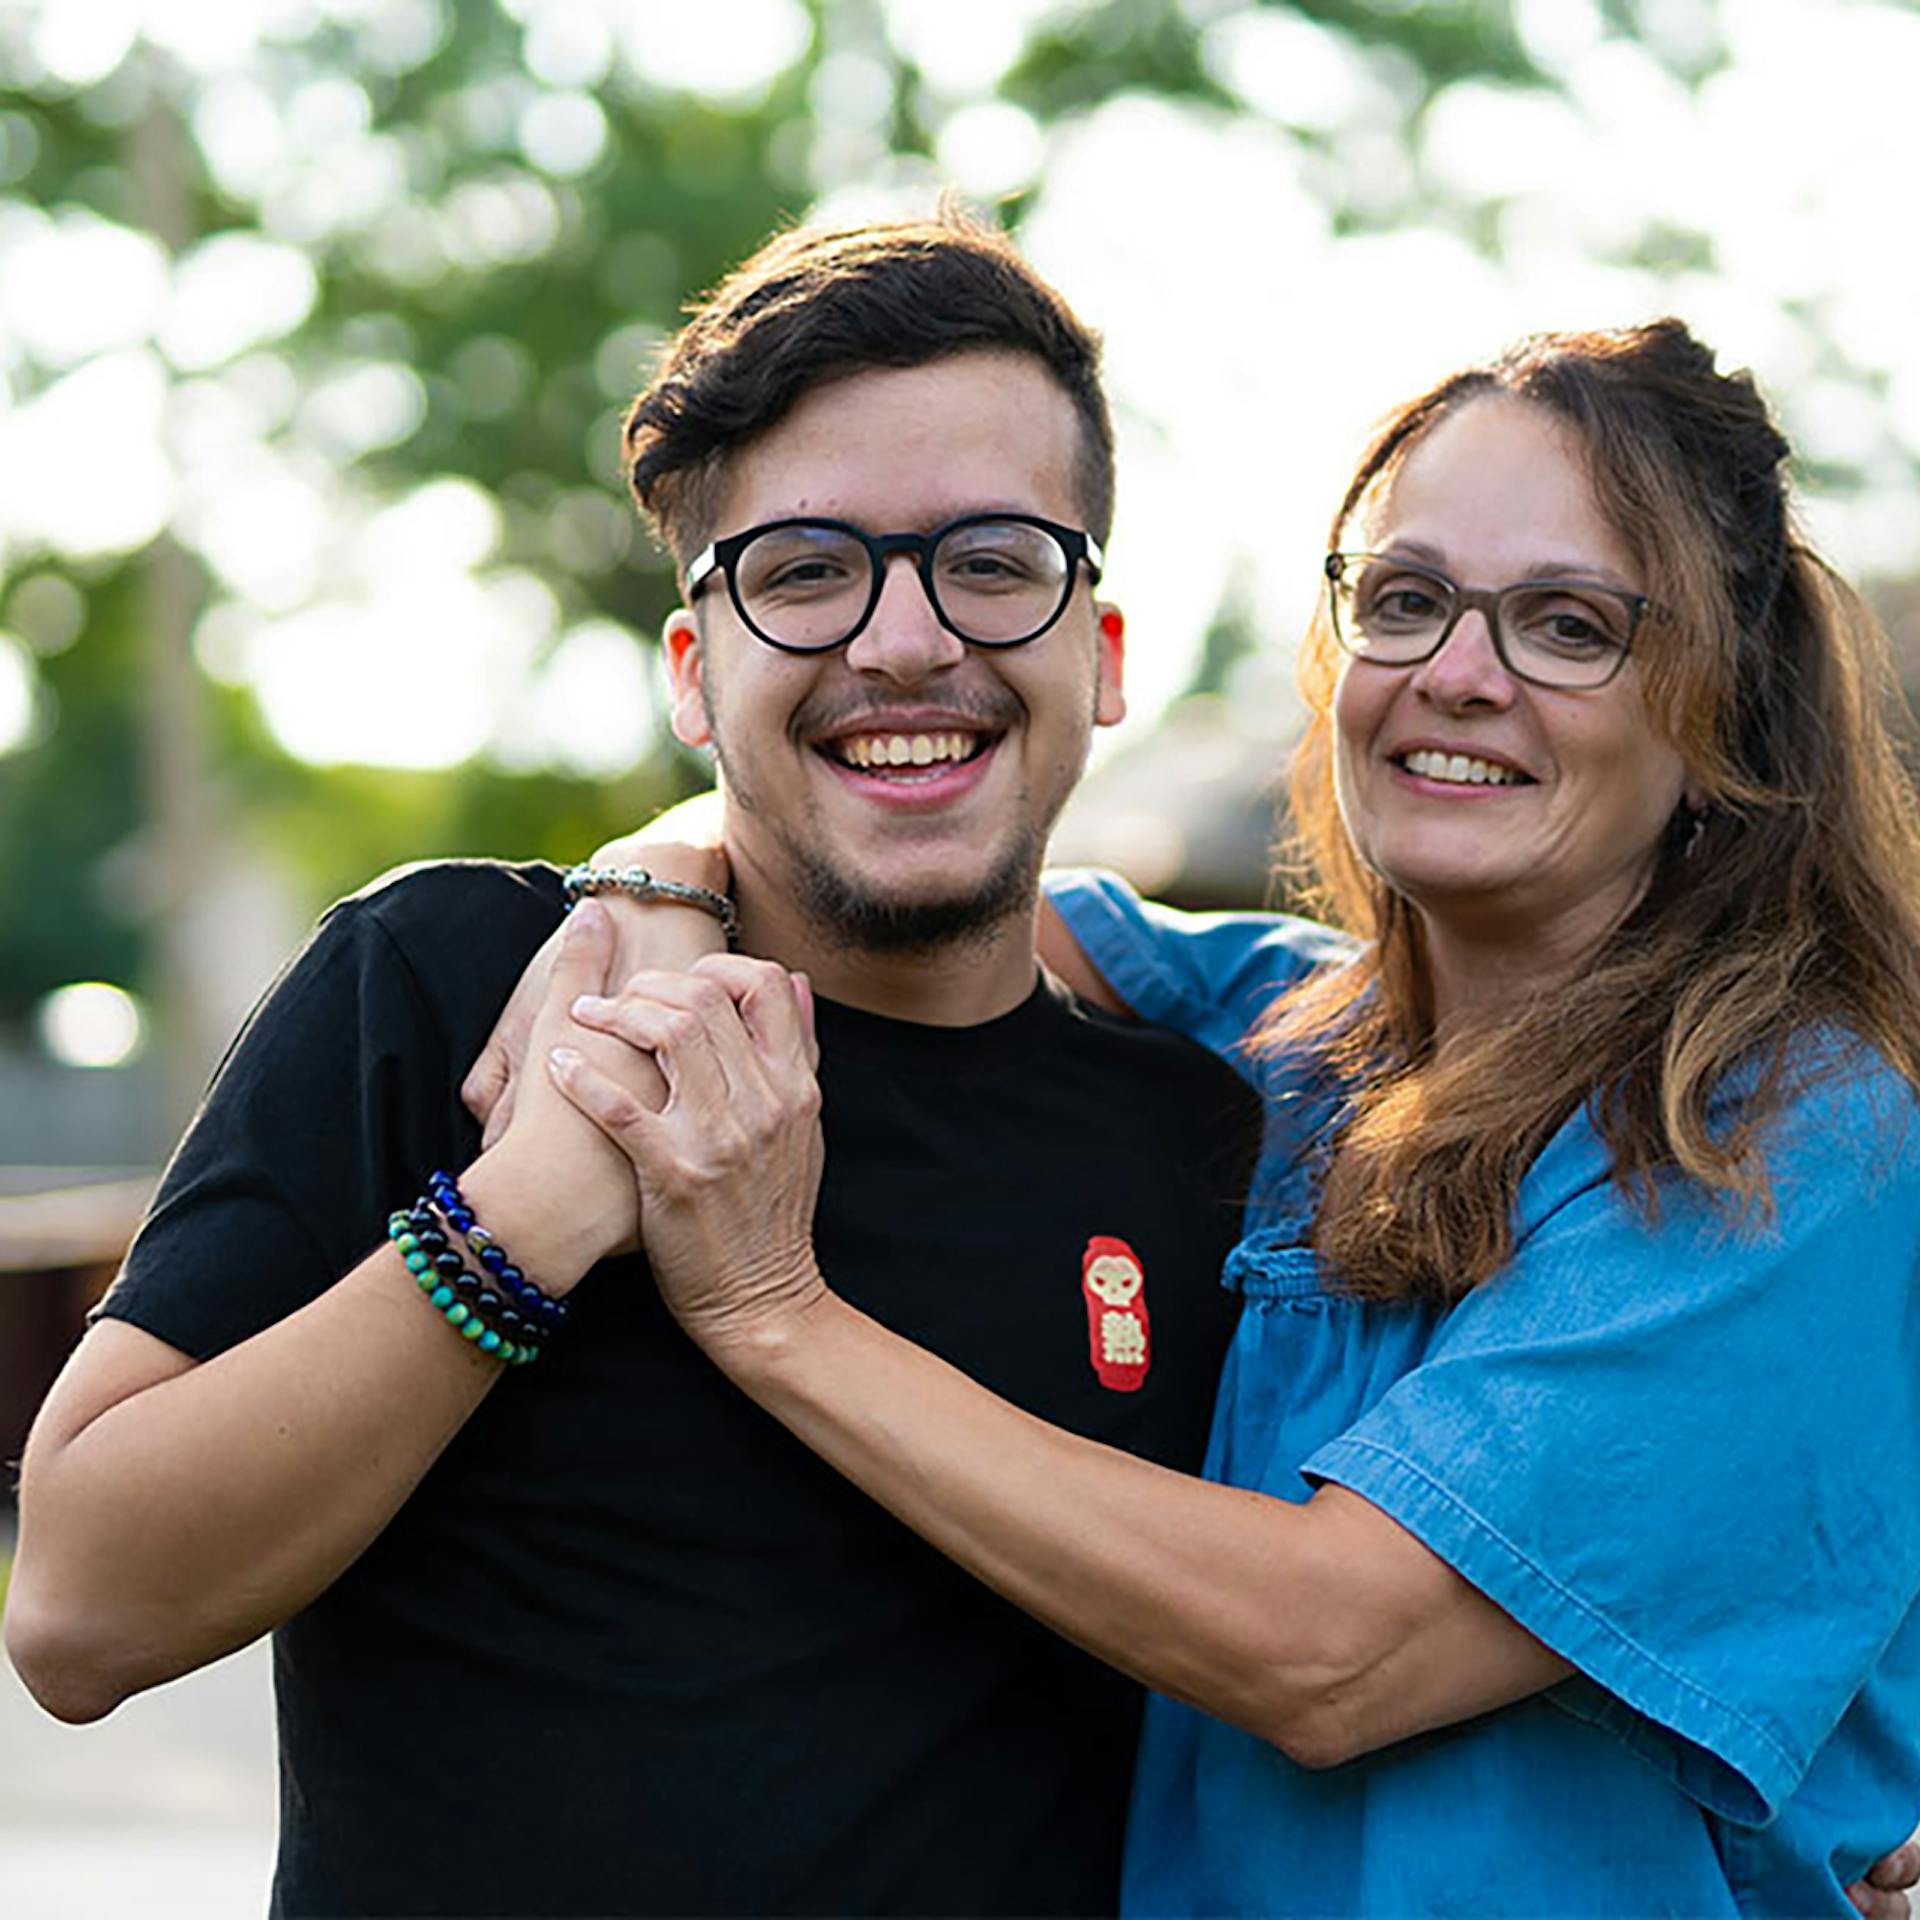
[1519,1025,1920,1245]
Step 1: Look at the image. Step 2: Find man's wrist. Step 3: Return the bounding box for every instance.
[457,1143,617,1296]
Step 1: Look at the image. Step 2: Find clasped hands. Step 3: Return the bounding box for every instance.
[471,893,829,1349]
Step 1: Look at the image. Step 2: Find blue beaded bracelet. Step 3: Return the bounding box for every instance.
[387,1211,539,1366]
[427,1169,570,1339]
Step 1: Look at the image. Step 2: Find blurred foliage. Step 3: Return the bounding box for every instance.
[0,0,1689,1027]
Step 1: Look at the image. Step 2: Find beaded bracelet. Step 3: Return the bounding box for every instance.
[563,862,740,949]
[387,1210,540,1366]
[427,1168,570,1340]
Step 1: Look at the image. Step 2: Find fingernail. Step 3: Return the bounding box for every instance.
[572,994,609,1018]
[569,899,605,932]
[549,1046,580,1071]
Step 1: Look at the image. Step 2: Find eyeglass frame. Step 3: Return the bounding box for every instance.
[684,512,1106,655]
[1322,549,1650,691]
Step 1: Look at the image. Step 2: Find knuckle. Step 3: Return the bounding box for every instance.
[683,976,730,1017]
[659,1006,702,1048]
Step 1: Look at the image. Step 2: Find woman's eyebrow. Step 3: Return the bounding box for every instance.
[1378,539,1638,589]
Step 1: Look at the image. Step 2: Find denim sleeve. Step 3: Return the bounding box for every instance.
[1303,1058,1920,1825]
[1043,868,1356,1069]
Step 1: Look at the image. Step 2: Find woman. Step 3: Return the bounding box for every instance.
[552,320,1920,1913]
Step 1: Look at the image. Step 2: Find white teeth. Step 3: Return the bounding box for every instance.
[839,731,976,770]
[1402,748,1521,787]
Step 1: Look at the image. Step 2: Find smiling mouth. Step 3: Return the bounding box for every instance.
[1395,748,1531,788]
[820,729,995,773]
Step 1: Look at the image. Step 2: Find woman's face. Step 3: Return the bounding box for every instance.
[1332,397,1696,966]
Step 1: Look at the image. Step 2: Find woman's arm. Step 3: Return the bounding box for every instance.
[552,956,1567,1768]
[706,1283,1565,1767]
[1037,895,1131,1014]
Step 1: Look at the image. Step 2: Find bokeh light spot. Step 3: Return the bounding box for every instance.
[0,633,39,754]
[518,90,608,177]
[39,982,145,1070]
[935,101,1044,198]
[616,0,811,105]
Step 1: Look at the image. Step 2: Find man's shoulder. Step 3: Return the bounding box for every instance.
[312,858,565,1048]
[334,857,564,941]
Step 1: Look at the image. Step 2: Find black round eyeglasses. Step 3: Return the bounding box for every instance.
[686,514,1105,654]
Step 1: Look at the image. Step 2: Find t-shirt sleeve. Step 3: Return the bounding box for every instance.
[1302,1058,1920,1825]
[94,871,527,1360]
[1043,868,1356,1066]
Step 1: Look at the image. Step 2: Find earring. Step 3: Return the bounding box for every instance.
[1682,807,1710,859]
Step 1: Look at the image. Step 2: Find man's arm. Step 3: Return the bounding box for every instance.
[5,906,635,1723]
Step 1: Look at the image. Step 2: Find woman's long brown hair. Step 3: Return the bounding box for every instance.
[1257,319,1920,1303]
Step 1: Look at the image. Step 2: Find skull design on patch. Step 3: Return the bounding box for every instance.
[1081,1235,1150,1392]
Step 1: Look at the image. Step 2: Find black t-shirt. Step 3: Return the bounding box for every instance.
[99,862,1258,1919]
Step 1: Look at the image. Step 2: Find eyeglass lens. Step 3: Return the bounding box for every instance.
[732,520,1073,649]
[1335,557,1633,688]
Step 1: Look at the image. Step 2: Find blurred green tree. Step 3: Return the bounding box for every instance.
[2,0,1786,1103]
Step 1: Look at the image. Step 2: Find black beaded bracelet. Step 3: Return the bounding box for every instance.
[387,1210,539,1366]
[427,1169,569,1339]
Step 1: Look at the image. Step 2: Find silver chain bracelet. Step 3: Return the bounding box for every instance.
[561,864,740,949]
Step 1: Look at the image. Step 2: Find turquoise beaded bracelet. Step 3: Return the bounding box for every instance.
[387,1211,540,1366]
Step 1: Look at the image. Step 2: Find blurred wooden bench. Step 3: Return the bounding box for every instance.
[0,1173,153,1500]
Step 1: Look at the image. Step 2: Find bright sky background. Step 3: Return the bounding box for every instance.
[2,0,1919,772]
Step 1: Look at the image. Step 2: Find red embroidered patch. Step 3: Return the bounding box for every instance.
[1081,1235,1150,1392]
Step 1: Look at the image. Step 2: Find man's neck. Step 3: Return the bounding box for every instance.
[732,883,1042,1026]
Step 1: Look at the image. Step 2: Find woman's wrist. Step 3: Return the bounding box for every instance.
[592,791,730,898]
[689,1264,842,1381]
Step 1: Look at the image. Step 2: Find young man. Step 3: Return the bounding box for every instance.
[6,213,1262,1917]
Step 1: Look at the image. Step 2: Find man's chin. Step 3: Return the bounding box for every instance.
[791,841,1040,957]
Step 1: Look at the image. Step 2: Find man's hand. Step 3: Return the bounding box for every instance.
[549,954,827,1350]
[1851,1835,1920,1918]
[462,797,731,1147]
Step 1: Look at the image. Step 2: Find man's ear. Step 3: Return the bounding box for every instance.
[663,609,711,748]
[1095,602,1127,728]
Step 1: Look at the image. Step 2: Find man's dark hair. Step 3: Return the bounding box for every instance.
[624,207,1115,566]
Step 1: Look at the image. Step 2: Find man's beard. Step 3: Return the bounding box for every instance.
[784,822,1043,956]
[706,675,1054,958]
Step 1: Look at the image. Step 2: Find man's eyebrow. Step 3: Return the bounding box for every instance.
[1378,540,1639,589]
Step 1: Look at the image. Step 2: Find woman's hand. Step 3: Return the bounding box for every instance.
[548,954,828,1348]
[462,794,732,1146]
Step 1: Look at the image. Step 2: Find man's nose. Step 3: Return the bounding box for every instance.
[1408,608,1516,710]
[843,555,967,681]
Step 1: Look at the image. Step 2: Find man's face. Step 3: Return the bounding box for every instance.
[664,350,1125,953]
